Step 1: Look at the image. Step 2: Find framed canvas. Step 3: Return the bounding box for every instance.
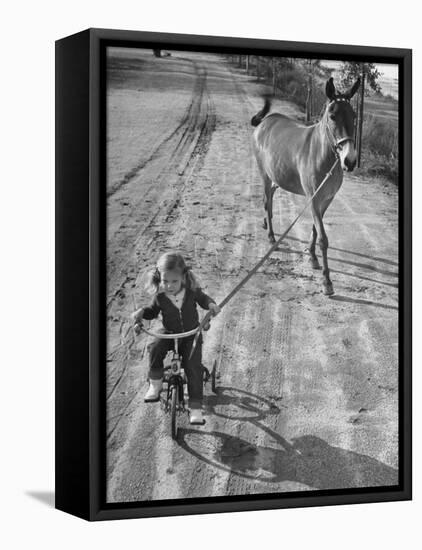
[55,28,412,521]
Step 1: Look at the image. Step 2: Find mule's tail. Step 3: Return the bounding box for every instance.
[251,96,272,127]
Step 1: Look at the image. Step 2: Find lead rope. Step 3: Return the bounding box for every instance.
[189,157,340,359]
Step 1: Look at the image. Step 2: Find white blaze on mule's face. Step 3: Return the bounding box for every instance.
[339,139,357,172]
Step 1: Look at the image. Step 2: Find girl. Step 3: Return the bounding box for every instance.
[132,252,220,425]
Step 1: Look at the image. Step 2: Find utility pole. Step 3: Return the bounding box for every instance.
[357,67,365,168]
[353,94,359,148]
[305,60,313,123]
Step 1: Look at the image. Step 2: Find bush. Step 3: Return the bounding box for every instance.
[276,67,307,107]
[362,115,398,158]
[359,154,398,183]
[360,115,398,183]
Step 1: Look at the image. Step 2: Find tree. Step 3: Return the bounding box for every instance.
[339,62,381,167]
[339,62,381,94]
[301,59,331,122]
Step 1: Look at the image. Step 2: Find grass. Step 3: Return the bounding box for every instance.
[357,115,398,183]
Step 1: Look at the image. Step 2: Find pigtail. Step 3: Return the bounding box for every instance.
[144,267,161,295]
[184,266,200,291]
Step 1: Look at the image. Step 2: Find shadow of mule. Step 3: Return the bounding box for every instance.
[275,243,398,279]
[329,294,398,311]
[178,430,398,490]
[286,235,398,267]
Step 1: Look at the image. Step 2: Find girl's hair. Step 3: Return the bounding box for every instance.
[145,252,200,294]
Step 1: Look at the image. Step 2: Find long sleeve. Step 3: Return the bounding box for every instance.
[194,288,215,310]
[142,295,161,320]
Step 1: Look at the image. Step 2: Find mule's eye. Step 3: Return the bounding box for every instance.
[329,114,336,121]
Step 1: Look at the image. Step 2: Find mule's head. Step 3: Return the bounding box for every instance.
[325,77,360,172]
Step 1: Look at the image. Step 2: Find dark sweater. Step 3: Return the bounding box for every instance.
[142,287,215,333]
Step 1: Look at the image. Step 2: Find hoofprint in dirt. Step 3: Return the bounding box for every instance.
[106,48,398,502]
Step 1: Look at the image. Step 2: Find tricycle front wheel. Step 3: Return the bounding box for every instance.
[170,386,178,440]
[211,360,218,394]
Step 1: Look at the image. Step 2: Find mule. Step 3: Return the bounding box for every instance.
[251,77,360,295]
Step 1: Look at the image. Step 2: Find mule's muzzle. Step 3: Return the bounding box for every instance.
[343,157,356,172]
[338,140,357,172]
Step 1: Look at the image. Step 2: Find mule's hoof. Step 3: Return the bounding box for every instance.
[309,257,321,270]
[323,282,334,296]
[269,234,276,244]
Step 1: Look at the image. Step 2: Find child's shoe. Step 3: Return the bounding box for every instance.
[144,379,163,402]
[190,407,205,425]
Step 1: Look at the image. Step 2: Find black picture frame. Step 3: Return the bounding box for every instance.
[55,28,412,521]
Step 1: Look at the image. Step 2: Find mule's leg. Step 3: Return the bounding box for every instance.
[308,224,320,269]
[311,206,333,295]
[266,184,277,243]
[262,177,276,243]
[262,189,268,230]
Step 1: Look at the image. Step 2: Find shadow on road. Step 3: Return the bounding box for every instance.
[329,267,398,289]
[329,294,398,311]
[204,386,281,422]
[178,387,398,490]
[285,235,398,267]
[275,244,398,279]
[178,427,398,489]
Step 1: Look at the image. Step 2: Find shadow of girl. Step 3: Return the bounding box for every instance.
[179,384,398,490]
[179,429,398,489]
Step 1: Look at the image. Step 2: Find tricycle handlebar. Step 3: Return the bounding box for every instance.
[138,325,200,339]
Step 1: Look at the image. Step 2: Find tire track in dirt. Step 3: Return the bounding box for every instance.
[107,54,268,502]
[106,57,218,497]
[266,178,399,481]
[107,61,211,198]
[164,59,303,499]
[176,65,271,498]
[107,60,215,302]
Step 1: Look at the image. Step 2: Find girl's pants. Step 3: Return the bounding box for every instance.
[148,335,203,408]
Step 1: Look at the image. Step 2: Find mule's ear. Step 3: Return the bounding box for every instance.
[345,78,361,99]
[325,77,336,100]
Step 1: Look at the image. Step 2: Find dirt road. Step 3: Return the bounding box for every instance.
[106,49,399,502]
